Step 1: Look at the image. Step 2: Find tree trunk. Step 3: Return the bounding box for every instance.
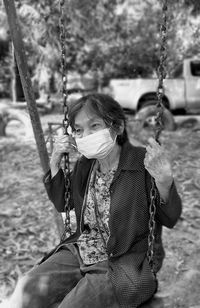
[3,0,64,238]
[10,42,17,103]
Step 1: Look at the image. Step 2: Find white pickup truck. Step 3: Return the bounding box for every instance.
[109,58,200,115]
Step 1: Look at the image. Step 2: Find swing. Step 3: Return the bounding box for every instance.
[57,0,168,306]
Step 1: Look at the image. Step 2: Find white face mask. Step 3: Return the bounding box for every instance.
[75,128,116,159]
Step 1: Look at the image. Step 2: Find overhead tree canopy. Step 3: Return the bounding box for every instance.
[0,0,200,97]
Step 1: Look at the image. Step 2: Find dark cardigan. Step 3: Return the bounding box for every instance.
[44,141,182,308]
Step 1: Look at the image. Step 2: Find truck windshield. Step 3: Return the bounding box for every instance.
[190,61,200,76]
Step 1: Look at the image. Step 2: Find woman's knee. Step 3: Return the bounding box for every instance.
[4,275,31,308]
[7,274,51,308]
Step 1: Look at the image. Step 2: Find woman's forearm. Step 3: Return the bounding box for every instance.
[50,162,60,178]
[155,177,173,202]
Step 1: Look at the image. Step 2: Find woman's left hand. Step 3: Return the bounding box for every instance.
[144,137,173,188]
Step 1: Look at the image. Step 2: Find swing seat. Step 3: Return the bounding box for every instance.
[139,293,165,308]
[51,295,164,308]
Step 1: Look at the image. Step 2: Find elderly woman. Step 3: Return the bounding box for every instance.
[9,93,182,308]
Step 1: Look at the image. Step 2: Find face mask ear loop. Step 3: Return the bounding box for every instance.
[70,131,78,150]
[108,125,118,143]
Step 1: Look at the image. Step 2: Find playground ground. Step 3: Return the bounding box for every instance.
[0,111,200,307]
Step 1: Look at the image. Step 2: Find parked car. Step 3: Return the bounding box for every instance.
[109,58,200,114]
[108,58,200,131]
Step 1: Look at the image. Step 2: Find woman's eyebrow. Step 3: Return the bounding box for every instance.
[89,117,102,123]
[74,124,82,129]
[74,117,102,127]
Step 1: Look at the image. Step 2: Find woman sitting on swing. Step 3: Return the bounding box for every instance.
[9,93,182,308]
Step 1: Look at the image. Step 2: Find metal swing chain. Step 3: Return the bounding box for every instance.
[147,0,168,276]
[59,0,72,242]
[155,0,168,142]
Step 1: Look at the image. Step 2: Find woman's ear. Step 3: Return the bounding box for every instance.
[110,121,125,138]
[118,122,125,135]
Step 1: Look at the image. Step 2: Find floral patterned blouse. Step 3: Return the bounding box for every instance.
[77,165,117,265]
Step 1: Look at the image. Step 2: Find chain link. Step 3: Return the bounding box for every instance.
[155,0,168,142]
[59,0,71,241]
[147,0,168,277]
[147,177,157,276]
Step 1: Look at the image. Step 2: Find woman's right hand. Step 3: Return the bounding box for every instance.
[50,134,76,177]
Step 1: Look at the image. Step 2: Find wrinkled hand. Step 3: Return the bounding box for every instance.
[144,137,173,187]
[50,134,76,170]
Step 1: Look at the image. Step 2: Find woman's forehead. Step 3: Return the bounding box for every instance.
[74,105,103,125]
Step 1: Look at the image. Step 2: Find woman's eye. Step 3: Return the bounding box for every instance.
[92,123,100,129]
[74,129,82,136]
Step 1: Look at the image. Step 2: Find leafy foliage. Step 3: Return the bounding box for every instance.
[183,0,200,15]
[0,0,200,95]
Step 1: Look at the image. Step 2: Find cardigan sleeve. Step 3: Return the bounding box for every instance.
[145,169,182,229]
[155,180,182,228]
[43,168,74,212]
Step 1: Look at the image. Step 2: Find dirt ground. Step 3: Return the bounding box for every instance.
[0,111,200,307]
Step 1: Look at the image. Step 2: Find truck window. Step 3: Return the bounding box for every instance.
[190,61,200,76]
[173,64,183,78]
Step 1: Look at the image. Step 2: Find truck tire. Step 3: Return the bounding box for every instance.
[139,99,169,110]
[134,105,176,132]
[139,100,157,109]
